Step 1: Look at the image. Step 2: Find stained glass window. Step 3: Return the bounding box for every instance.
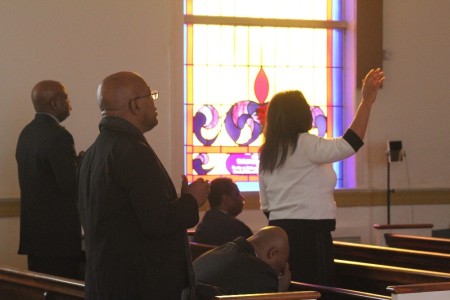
[184,0,346,191]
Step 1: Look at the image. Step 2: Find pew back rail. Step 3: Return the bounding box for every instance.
[291,281,390,300]
[334,259,450,295]
[384,233,450,254]
[333,241,450,273]
[0,265,84,300]
[213,291,320,299]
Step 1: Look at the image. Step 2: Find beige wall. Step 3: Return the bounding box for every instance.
[1,1,450,198]
[364,0,450,189]
[0,0,182,197]
[0,217,26,269]
[1,0,449,267]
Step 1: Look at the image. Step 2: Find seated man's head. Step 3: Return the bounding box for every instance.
[248,226,289,277]
[208,178,245,217]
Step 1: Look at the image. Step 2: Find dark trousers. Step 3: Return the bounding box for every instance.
[269,219,336,286]
[28,254,82,280]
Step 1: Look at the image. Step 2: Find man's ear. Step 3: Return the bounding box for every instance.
[267,247,278,259]
[129,99,140,115]
[49,99,59,110]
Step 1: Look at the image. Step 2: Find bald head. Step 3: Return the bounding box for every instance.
[97,72,144,113]
[97,71,158,133]
[31,80,71,122]
[248,226,289,275]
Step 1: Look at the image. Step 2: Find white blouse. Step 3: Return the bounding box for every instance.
[259,132,359,220]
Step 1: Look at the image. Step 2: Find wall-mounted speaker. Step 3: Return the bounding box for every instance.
[387,140,404,162]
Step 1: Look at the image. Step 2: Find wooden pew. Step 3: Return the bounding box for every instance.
[384,233,450,254]
[292,276,450,300]
[334,259,450,296]
[7,256,449,300]
[333,240,450,273]
[293,281,450,300]
[291,281,390,300]
[387,281,450,300]
[373,224,434,246]
[190,241,450,297]
[214,291,320,299]
[190,241,216,260]
[190,235,450,272]
[0,265,84,300]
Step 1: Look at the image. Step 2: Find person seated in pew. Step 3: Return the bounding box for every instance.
[193,226,291,298]
[193,177,253,246]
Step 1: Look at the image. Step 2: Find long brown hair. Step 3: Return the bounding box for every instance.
[259,90,312,173]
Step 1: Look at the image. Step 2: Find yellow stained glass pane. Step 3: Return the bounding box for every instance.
[190,0,328,20]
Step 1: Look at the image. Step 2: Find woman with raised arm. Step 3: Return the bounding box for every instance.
[258,68,385,285]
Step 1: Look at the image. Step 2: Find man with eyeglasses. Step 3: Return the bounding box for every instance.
[78,71,209,300]
[16,80,82,279]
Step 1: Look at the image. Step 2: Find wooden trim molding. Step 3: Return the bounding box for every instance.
[2,189,450,216]
[356,0,383,87]
[241,188,450,210]
[184,15,347,29]
[373,224,433,230]
[0,199,20,218]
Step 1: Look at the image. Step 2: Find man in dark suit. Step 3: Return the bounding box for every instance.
[78,71,209,299]
[16,80,82,279]
[193,177,253,246]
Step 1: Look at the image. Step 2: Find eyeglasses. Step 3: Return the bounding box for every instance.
[130,90,159,101]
